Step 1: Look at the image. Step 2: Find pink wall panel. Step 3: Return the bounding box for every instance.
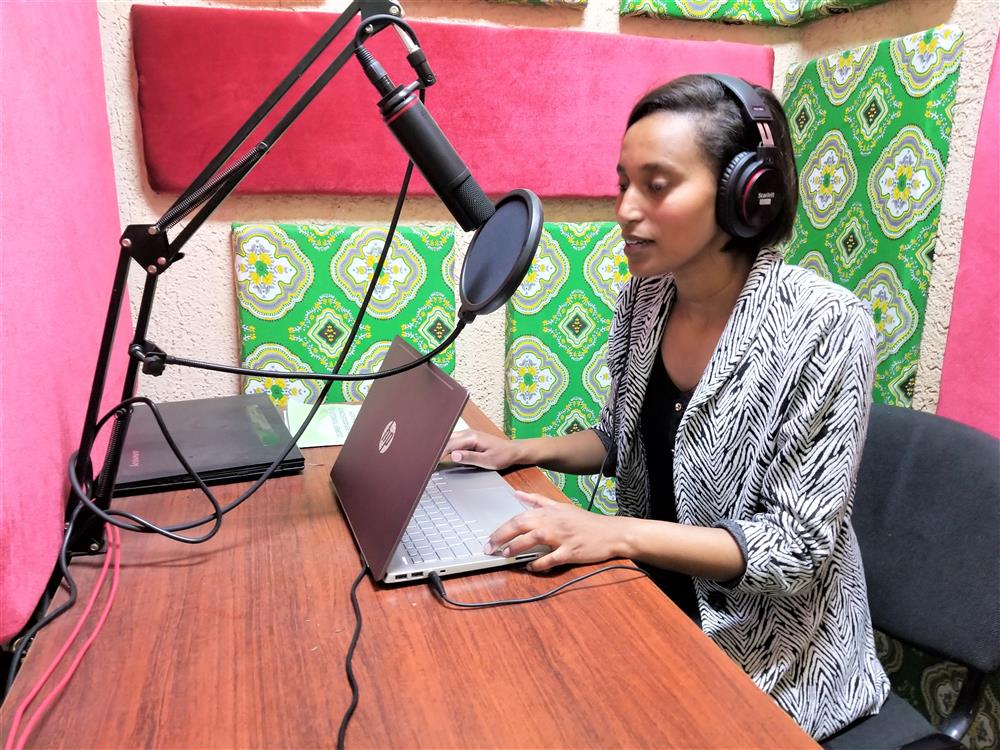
[131,5,774,198]
[1,1,129,641]
[936,31,1000,438]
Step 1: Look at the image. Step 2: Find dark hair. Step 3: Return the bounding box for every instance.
[626,74,798,257]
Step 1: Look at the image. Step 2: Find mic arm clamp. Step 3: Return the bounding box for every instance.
[129,341,167,377]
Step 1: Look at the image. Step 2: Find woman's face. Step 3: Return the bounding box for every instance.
[616,111,729,278]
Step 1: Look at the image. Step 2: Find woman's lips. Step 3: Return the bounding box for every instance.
[623,238,653,256]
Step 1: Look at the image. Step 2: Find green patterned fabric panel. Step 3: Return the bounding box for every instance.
[232,223,456,407]
[620,0,890,26]
[504,222,628,513]
[876,631,1000,749]
[782,24,962,407]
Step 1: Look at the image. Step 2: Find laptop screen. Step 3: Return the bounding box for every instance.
[330,337,468,579]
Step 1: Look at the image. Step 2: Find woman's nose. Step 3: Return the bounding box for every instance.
[616,185,643,225]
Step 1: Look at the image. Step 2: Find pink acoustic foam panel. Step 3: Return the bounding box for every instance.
[1,2,130,641]
[937,31,1000,438]
[131,5,773,198]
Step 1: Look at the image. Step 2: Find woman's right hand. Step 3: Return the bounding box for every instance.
[444,430,525,471]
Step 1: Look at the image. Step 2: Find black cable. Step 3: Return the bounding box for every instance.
[586,278,641,513]
[328,151,418,379]
[585,450,612,514]
[22,142,420,711]
[427,565,649,609]
[68,397,224,544]
[159,114,465,386]
[4,503,84,695]
[68,133,445,540]
[161,322,462,383]
[337,563,368,750]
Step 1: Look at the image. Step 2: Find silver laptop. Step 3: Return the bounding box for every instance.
[330,337,543,583]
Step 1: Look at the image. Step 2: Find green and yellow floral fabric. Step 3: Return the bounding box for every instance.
[620,0,890,25]
[876,632,1000,749]
[232,223,456,407]
[504,222,628,512]
[782,24,963,407]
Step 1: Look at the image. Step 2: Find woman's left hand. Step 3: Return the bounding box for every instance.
[485,491,626,572]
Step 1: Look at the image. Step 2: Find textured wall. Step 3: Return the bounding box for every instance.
[97,0,999,427]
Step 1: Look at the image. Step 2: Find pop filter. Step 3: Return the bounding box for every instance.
[458,189,543,322]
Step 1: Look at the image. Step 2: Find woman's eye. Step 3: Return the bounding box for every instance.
[649,181,667,194]
[617,183,628,194]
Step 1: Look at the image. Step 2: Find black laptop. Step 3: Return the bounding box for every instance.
[113,393,304,496]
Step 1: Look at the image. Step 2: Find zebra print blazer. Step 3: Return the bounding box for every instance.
[595,248,890,739]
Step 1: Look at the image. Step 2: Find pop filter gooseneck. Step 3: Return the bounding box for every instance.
[458,188,543,322]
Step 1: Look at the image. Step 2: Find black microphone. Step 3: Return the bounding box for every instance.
[356,47,495,232]
[354,39,542,324]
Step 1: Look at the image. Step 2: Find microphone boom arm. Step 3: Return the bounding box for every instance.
[70,0,415,553]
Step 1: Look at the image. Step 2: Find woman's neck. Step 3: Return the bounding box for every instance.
[672,251,754,325]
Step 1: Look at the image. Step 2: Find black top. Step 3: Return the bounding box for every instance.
[638,352,701,625]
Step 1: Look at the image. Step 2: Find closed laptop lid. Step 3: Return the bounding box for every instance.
[114,393,304,494]
[331,337,468,579]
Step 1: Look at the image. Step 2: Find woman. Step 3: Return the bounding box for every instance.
[445,74,889,740]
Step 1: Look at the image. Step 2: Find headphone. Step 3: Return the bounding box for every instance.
[705,73,786,240]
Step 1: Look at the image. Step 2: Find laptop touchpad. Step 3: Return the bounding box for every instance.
[436,465,513,491]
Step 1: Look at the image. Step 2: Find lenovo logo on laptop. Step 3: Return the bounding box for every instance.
[379,421,397,454]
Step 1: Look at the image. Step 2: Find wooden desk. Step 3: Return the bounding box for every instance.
[3,403,816,748]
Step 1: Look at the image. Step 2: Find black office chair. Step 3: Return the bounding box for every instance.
[824,404,1000,750]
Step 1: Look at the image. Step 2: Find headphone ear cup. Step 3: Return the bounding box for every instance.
[716,150,757,239]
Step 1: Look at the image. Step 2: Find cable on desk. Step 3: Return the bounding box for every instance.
[11,526,122,750]
[11,130,426,743]
[3,504,86,696]
[427,565,650,609]
[337,563,368,750]
[66,152,424,545]
[4,524,121,750]
[69,397,225,543]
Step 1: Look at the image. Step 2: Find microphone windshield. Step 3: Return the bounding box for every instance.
[459,189,543,322]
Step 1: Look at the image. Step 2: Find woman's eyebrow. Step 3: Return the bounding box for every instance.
[617,161,678,176]
[639,160,677,174]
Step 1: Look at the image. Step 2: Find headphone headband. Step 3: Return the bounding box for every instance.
[705,73,776,150]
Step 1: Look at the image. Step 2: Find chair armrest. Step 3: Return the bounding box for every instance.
[898,733,964,750]
[938,668,985,741]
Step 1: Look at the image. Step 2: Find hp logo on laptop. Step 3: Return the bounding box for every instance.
[378,420,397,454]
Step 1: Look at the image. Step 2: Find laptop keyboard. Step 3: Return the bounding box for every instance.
[400,473,491,564]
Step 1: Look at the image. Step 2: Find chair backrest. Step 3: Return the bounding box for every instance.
[852,403,1000,674]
